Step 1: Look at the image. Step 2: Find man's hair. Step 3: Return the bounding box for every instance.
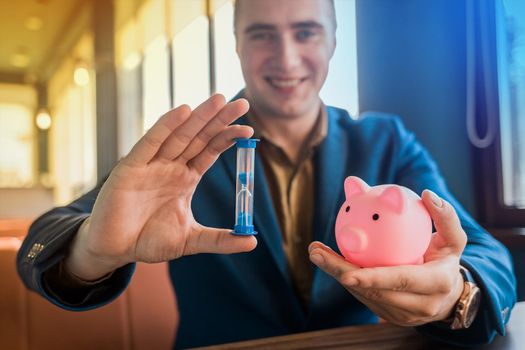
[233,0,337,34]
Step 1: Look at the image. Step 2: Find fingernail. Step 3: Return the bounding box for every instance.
[428,190,443,208]
[310,254,325,266]
[308,242,323,254]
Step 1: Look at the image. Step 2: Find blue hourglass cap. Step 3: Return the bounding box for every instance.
[235,138,259,148]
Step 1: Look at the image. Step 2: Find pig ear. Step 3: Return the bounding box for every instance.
[378,186,406,214]
[344,176,369,199]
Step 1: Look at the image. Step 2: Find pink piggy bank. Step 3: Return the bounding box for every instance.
[335,176,432,268]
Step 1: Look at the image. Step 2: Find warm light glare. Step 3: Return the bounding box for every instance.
[124,52,141,70]
[74,67,90,86]
[36,110,52,130]
[10,53,30,68]
[25,16,43,31]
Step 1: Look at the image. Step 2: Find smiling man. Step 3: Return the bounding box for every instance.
[18,0,516,348]
[235,0,336,158]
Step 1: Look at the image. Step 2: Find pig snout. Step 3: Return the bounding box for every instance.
[337,226,368,253]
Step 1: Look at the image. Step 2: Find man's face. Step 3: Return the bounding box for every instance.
[235,0,336,120]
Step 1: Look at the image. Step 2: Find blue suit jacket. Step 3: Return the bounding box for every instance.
[17,106,516,348]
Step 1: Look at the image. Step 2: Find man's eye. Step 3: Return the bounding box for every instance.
[250,32,274,41]
[296,30,316,41]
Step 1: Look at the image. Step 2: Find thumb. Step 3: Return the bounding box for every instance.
[308,241,360,286]
[183,225,257,256]
[422,190,466,256]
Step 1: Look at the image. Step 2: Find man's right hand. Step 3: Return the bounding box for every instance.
[65,94,257,281]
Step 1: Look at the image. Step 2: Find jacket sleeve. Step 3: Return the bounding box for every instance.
[16,180,136,311]
[384,116,517,346]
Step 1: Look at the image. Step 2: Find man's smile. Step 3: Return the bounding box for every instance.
[264,76,308,90]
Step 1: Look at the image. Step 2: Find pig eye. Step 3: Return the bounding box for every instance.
[372,213,380,221]
[345,205,350,213]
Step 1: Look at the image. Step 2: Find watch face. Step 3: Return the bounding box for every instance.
[464,287,482,328]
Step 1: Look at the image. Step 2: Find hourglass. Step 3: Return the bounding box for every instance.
[232,138,258,235]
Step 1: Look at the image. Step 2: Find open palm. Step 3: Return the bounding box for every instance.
[67,95,257,280]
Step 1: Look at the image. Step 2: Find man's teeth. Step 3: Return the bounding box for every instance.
[270,78,302,88]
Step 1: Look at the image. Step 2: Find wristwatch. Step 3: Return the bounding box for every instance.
[449,265,481,330]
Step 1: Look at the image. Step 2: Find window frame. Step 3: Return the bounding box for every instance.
[472,0,525,227]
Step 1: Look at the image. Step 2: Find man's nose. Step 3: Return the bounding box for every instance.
[274,36,301,72]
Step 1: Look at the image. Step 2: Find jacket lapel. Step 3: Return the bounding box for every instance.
[313,108,349,244]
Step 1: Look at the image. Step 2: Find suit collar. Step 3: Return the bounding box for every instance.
[313,107,349,243]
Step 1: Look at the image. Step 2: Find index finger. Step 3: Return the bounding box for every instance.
[156,94,226,161]
[125,104,192,165]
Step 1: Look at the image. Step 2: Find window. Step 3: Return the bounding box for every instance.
[320,0,359,117]
[50,85,96,204]
[0,102,35,187]
[140,0,171,130]
[471,0,525,226]
[115,17,143,157]
[47,34,96,205]
[142,36,171,130]
[213,0,244,100]
[497,0,525,208]
[172,0,211,109]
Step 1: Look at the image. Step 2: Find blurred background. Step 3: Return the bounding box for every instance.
[0,0,524,349]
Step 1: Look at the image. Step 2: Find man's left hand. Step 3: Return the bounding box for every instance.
[309,190,467,326]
